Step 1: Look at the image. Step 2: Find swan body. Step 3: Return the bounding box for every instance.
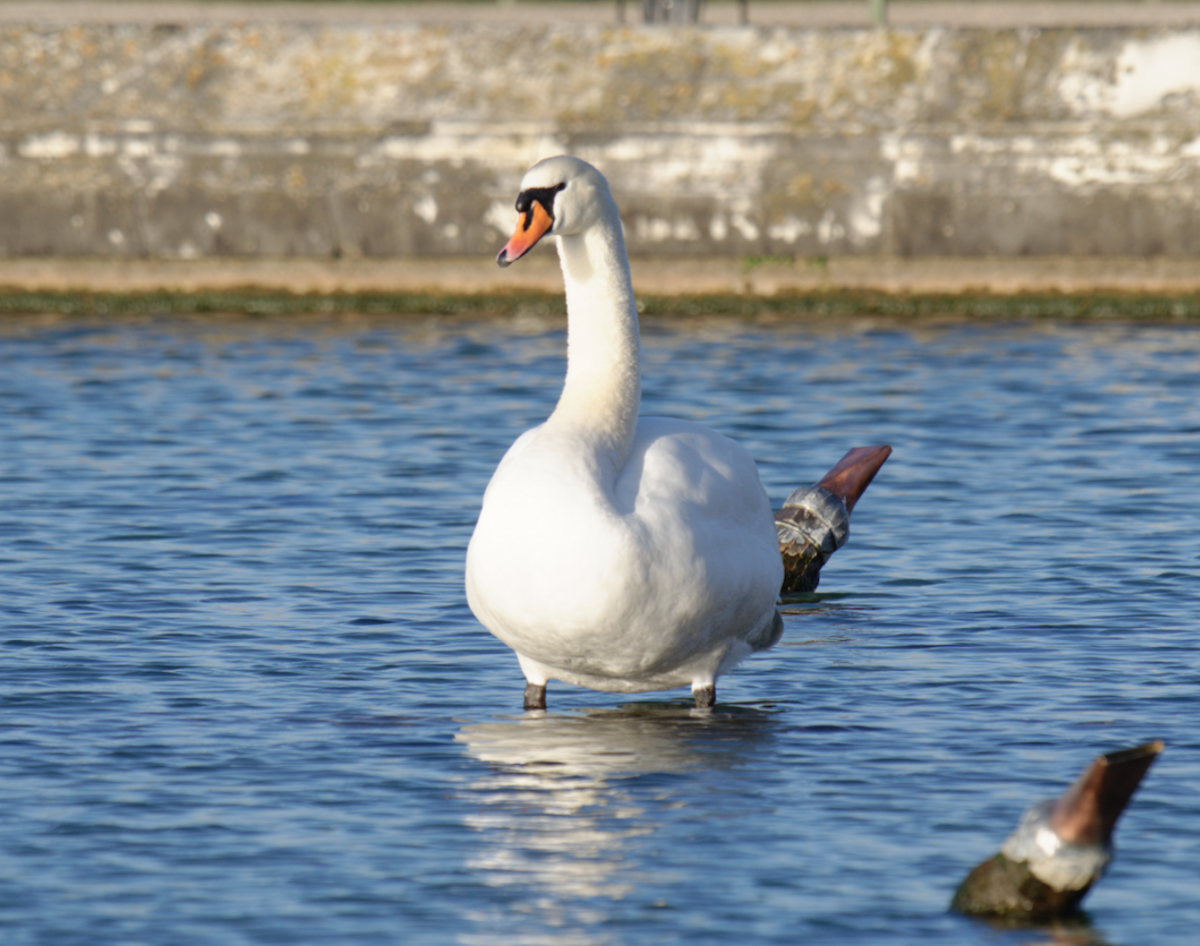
[466,156,783,707]
[468,414,784,696]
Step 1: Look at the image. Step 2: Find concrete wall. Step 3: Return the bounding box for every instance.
[3,18,1200,259]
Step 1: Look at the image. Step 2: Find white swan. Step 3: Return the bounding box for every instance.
[466,155,886,710]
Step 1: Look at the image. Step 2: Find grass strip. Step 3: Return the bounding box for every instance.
[1,288,1199,321]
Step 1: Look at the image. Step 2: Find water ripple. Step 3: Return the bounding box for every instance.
[0,315,1197,945]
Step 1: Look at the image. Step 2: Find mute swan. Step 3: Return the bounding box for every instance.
[466,155,888,710]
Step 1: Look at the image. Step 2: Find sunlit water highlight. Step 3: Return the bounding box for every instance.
[1,313,1198,945]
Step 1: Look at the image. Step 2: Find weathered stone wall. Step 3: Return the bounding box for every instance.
[2,19,1199,259]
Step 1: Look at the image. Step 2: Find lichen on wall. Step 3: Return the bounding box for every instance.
[1,22,1198,259]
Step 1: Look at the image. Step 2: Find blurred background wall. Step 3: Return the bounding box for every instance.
[3,2,1200,261]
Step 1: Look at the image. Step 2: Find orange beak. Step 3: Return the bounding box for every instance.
[497,200,554,268]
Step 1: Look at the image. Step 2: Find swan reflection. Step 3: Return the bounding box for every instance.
[454,703,777,942]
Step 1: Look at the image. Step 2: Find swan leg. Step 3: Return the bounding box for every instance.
[692,685,715,709]
[524,682,547,711]
[516,655,549,710]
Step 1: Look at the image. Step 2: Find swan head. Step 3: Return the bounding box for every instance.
[496,156,614,267]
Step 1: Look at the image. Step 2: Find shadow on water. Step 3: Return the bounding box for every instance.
[453,703,779,937]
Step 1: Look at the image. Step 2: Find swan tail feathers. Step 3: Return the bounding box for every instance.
[747,609,785,652]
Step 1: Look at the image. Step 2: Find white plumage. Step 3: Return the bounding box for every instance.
[466,156,783,708]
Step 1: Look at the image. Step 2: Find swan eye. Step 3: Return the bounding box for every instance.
[515,183,566,231]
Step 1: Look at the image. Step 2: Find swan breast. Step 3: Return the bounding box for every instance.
[465,416,782,679]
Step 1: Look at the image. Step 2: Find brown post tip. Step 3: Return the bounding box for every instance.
[816,445,892,513]
[1048,740,1164,846]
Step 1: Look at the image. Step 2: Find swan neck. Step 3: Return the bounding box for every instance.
[550,217,641,469]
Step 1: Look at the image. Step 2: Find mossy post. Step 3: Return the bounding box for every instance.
[951,741,1163,922]
[775,445,891,595]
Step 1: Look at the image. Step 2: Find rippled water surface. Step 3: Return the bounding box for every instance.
[2,312,1198,945]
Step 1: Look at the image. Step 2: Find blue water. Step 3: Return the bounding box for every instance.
[1,313,1198,945]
